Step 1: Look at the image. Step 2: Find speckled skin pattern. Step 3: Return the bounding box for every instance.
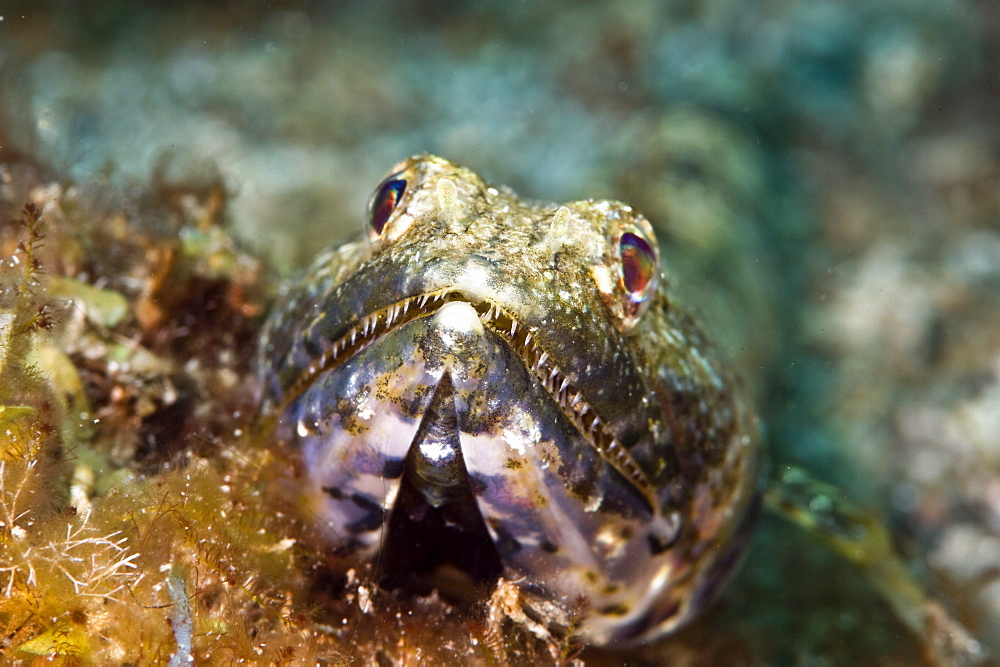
[258,155,761,646]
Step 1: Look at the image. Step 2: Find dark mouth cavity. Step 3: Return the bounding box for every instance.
[379,372,503,600]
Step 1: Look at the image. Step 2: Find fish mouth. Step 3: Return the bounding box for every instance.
[281,289,656,509]
[378,371,505,599]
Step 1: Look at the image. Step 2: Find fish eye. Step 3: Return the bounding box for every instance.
[618,228,659,323]
[620,232,656,298]
[368,175,407,236]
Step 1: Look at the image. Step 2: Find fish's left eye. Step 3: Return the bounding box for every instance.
[620,232,656,299]
[617,227,659,325]
[368,175,407,236]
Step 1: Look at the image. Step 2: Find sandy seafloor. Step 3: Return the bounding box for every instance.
[1,0,999,663]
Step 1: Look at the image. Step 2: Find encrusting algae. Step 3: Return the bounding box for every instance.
[0,165,315,664]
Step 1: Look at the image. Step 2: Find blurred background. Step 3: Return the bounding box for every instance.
[1,1,998,661]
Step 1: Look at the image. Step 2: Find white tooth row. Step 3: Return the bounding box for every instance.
[528,340,594,424]
[511,320,655,501]
[473,301,585,423]
[298,293,430,391]
[344,291,450,358]
[286,291,451,409]
[417,292,445,309]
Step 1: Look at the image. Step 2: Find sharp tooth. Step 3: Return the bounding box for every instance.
[570,393,581,408]
[350,329,357,346]
[537,352,548,367]
[579,405,589,417]
[484,305,495,321]
[559,379,569,394]
[524,333,532,346]
[549,368,559,380]
[510,320,517,336]
[402,300,410,315]
[419,294,429,308]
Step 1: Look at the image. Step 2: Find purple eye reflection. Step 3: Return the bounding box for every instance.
[369,177,406,235]
[619,231,657,304]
